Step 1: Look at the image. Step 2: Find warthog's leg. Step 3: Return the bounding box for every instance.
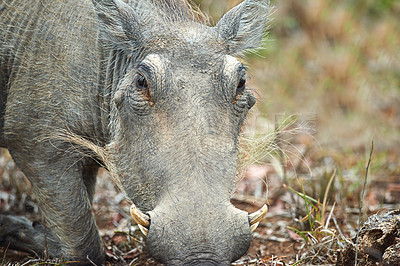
[0,143,104,265]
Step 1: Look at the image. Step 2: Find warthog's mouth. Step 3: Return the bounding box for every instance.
[129,202,268,237]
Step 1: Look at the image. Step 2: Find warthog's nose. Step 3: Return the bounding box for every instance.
[139,201,254,264]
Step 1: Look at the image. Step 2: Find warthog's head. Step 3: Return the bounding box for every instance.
[93,0,269,264]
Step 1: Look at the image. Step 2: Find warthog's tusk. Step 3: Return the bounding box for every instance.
[130,203,150,229]
[138,224,149,236]
[250,222,260,232]
[249,204,268,232]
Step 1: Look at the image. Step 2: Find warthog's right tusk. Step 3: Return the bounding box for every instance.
[249,204,268,232]
[130,203,150,230]
[138,224,149,236]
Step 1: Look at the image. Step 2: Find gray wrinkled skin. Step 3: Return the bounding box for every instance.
[0,0,269,265]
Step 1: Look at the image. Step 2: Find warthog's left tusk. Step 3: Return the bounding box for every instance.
[250,222,260,232]
[249,204,268,232]
[130,203,150,230]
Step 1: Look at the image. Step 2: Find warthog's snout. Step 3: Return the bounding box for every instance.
[131,201,268,264]
[147,203,252,265]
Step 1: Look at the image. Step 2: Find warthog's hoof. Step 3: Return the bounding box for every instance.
[0,214,47,255]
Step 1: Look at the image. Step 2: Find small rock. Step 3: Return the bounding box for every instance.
[383,241,400,266]
[336,209,400,265]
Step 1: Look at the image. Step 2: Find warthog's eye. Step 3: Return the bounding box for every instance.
[135,74,153,105]
[236,78,246,95]
[233,75,255,110]
[136,74,148,90]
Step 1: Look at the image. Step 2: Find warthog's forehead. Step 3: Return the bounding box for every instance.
[142,52,242,77]
[142,23,226,57]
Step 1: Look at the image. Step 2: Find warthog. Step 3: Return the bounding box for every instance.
[0,0,269,264]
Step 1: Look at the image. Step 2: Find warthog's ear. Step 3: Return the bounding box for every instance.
[216,0,270,54]
[92,0,148,51]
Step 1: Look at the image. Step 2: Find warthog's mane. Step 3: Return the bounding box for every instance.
[133,0,209,24]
